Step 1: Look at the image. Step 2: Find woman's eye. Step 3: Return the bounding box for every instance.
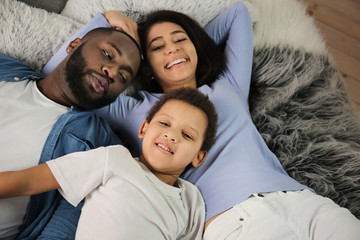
[151,45,163,51]
[102,50,112,60]
[176,38,186,43]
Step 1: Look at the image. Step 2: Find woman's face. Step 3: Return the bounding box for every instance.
[145,22,198,92]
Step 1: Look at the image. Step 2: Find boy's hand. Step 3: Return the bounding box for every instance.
[0,164,59,198]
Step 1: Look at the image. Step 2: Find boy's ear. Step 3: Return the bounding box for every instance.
[66,38,82,54]
[138,120,149,139]
[192,151,207,168]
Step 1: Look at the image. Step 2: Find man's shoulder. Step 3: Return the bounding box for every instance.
[64,109,111,131]
[60,109,122,145]
[0,54,45,82]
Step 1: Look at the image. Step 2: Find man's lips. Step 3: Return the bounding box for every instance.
[91,73,109,95]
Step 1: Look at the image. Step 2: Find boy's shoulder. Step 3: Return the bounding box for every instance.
[177,179,203,201]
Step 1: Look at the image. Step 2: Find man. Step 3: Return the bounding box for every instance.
[0,21,141,239]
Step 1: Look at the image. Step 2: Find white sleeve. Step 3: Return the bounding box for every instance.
[179,180,205,240]
[46,146,109,206]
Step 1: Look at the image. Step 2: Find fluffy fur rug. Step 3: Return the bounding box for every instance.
[1,0,360,219]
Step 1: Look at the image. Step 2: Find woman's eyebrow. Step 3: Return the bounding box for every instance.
[148,30,186,47]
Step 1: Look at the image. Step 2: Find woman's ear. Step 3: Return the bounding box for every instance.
[66,38,82,54]
[192,151,207,168]
[138,120,149,139]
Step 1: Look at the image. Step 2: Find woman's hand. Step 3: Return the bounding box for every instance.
[103,10,140,45]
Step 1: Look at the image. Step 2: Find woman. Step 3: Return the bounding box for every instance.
[46,2,360,239]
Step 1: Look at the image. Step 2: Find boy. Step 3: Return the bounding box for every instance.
[0,87,217,239]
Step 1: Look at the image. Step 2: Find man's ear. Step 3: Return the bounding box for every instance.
[66,38,82,54]
[138,120,149,139]
[192,151,207,168]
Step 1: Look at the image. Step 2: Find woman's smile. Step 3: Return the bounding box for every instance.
[146,22,198,91]
[166,57,188,69]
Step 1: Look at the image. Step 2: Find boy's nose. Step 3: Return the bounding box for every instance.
[164,133,176,142]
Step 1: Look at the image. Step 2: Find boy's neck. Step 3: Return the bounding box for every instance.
[139,154,178,186]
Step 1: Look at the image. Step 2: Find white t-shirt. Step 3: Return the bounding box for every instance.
[47,145,205,239]
[0,81,68,239]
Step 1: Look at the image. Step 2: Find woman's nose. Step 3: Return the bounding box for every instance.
[165,44,179,55]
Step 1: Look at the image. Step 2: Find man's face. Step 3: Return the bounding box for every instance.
[65,31,141,110]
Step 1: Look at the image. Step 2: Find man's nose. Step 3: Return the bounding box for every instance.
[102,64,118,82]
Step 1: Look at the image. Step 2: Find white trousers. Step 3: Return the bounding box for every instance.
[203,190,360,240]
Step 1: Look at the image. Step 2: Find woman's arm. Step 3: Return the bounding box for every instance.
[103,10,139,44]
[204,2,253,101]
[0,164,59,198]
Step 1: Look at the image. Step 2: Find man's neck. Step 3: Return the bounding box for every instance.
[36,63,73,107]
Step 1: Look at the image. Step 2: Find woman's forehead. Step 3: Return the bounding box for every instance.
[148,22,186,36]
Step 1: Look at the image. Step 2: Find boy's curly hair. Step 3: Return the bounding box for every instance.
[146,87,218,151]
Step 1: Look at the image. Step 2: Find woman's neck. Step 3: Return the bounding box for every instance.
[162,81,197,93]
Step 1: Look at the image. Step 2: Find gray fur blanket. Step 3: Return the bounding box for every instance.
[1,0,360,218]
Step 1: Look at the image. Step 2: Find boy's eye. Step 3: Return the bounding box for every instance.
[182,132,193,140]
[159,122,169,127]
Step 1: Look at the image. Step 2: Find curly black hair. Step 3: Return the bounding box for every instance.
[146,87,218,151]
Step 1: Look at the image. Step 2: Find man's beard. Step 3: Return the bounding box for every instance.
[65,44,115,110]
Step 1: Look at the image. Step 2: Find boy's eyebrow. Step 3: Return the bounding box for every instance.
[107,42,135,77]
[148,30,186,47]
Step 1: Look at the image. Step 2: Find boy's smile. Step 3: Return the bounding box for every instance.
[138,99,207,185]
[156,142,174,155]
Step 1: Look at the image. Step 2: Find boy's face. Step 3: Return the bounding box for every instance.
[138,99,207,181]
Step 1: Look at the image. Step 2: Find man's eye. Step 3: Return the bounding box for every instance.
[119,72,126,84]
[103,50,112,60]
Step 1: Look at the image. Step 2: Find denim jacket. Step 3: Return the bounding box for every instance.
[0,54,122,239]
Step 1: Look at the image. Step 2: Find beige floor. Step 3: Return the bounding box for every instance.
[300,0,360,113]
